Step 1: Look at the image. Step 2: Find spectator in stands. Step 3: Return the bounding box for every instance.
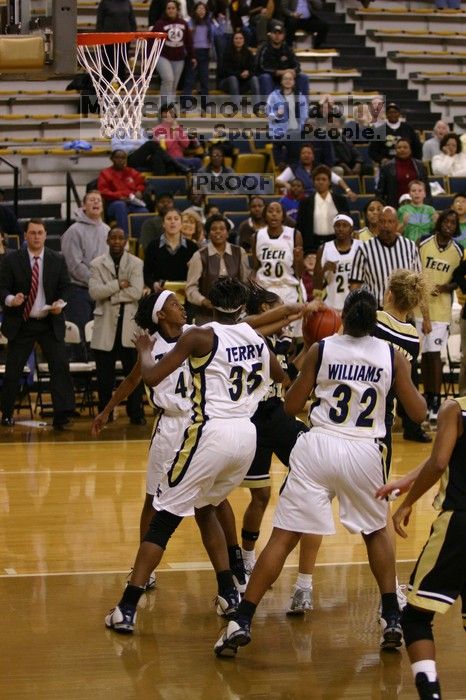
[143,208,198,291]
[276,143,357,199]
[139,192,175,251]
[111,132,191,176]
[331,117,370,176]
[435,0,461,8]
[280,0,328,49]
[452,192,466,247]
[247,0,272,47]
[153,103,202,172]
[256,20,309,96]
[151,1,194,103]
[183,2,212,98]
[0,219,75,429]
[368,102,423,166]
[97,150,148,235]
[183,187,207,222]
[181,211,206,246]
[375,138,431,210]
[422,120,450,162]
[432,132,466,177]
[415,209,463,421]
[357,197,384,241]
[0,230,7,260]
[295,164,351,252]
[267,70,309,167]
[185,213,250,324]
[219,30,259,98]
[96,0,137,84]
[397,180,437,243]
[204,205,235,242]
[89,226,145,425]
[197,144,235,190]
[279,177,306,221]
[61,191,109,347]
[238,195,266,252]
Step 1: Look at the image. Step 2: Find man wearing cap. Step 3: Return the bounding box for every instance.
[256,20,310,96]
[312,213,361,312]
[368,103,422,166]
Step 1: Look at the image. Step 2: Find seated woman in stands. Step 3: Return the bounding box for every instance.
[218,30,259,98]
[432,132,466,178]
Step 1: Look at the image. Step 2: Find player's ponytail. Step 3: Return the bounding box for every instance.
[342,288,377,337]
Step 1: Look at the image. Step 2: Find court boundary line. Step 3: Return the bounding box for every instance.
[0,558,418,579]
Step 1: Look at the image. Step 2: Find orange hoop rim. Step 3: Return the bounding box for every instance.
[77,32,167,46]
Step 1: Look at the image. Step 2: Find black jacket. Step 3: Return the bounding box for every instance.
[375,158,431,209]
[0,247,71,341]
[368,122,422,163]
[296,192,350,252]
[256,41,301,77]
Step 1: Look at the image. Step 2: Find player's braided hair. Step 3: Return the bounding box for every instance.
[208,276,249,312]
[342,288,377,337]
[134,291,160,333]
[245,280,280,315]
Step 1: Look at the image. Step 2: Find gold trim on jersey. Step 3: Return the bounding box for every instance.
[166,336,219,487]
[376,439,388,483]
[408,510,454,614]
[241,476,271,488]
[148,410,163,451]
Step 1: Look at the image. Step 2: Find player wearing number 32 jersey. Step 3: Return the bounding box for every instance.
[214,289,427,658]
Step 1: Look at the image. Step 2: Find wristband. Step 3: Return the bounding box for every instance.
[286,362,299,381]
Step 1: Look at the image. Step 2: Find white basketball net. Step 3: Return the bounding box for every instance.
[77,36,165,139]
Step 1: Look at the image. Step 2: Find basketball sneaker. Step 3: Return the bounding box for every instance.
[231,565,249,595]
[379,611,403,650]
[415,672,442,700]
[105,604,137,634]
[214,619,251,657]
[377,585,407,619]
[126,569,156,591]
[215,589,241,617]
[286,586,313,616]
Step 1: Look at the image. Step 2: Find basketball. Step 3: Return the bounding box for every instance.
[302,306,341,346]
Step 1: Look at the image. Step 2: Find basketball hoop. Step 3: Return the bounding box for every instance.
[76,32,166,139]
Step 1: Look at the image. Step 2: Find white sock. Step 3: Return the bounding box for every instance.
[296,573,313,590]
[411,660,438,683]
[241,548,256,566]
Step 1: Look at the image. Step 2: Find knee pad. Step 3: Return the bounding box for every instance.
[401,603,435,647]
[143,510,183,550]
[241,528,260,543]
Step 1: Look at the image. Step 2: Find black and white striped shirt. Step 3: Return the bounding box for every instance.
[349,236,421,308]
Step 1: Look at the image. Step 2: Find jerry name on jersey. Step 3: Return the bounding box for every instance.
[328,363,384,383]
[226,342,265,363]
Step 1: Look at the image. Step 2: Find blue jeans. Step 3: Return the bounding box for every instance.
[219,75,260,98]
[107,200,148,235]
[183,48,210,96]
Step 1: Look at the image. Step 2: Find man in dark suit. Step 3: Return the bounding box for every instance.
[295,165,351,253]
[0,219,75,428]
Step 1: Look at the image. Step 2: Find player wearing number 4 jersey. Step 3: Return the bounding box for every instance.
[214,289,427,658]
[105,278,284,635]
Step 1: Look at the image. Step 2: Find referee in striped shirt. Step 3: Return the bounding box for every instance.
[350,207,431,329]
[350,206,432,442]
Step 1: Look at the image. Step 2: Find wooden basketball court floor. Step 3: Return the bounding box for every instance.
[1,418,465,699]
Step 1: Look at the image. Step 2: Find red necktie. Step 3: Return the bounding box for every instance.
[23,256,40,320]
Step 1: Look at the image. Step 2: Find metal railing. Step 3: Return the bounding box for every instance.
[65,171,81,226]
[0,156,19,216]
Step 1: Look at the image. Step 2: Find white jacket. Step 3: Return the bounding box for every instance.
[432,152,466,177]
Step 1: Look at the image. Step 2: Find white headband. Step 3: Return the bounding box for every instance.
[333,214,353,226]
[213,305,243,314]
[151,290,173,323]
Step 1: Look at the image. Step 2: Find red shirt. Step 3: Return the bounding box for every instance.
[153,122,190,159]
[395,158,417,199]
[97,166,146,201]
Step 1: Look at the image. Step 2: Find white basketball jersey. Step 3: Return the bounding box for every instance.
[255,226,298,289]
[309,334,394,439]
[147,324,193,415]
[321,239,362,312]
[190,322,270,420]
